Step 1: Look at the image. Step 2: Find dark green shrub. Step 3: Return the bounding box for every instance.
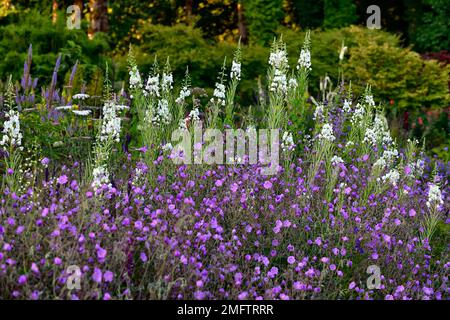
[0,10,110,85]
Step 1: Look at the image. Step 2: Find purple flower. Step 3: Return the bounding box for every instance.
[104,271,114,283]
[92,268,102,284]
[287,256,296,264]
[404,166,411,175]
[263,180,273,189]
[57,175,68,185]
[267,266,278,278]
[18,275,27,285]
[237,291,248,300]
[97,246,107,260]
[422,287,434,295]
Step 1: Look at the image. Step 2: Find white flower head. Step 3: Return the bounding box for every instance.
[92,165,111,191]
[176,86,191,105]
[297,48,311,71]
[381,169,400,186]
[318,123,335,142]
[281,131,295,152]
[73,93,90,100]
[72,110,92,116]
[151,98,171,125]
[145,75,160,97]
[426,184,444,210]
[343,99,352,113]
[269,49,288,70]
[213,82,226,106]
[129,66,142,89]
[162,72,173,92]
[331,155,344,166]
[230,60,241,81]
[100,101,121,143]
[1,109,22,149]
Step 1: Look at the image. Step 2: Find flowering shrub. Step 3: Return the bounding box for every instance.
[0,32,448,300]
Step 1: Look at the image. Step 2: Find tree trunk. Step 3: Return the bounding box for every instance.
[52,0,58,23]
[185,0,193,25]
[75,0,84,19]
[89,0,109,37]
[237,1,248,44]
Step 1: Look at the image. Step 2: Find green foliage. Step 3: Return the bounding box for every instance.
[323,0,357,29]
[412,0,450,52]
[291,0,324,29]
[115,24,268,110]
[242,0,284,45]
[0,10,110,84]
[344,41,449,110]
[281,26,449,110]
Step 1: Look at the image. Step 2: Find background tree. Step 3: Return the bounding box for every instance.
[88,0,109,37]
[242,0,284,45]
[324,0,357,28]
[291,0,324,29]
[412,0,450,52]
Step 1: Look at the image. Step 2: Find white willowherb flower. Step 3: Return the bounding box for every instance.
[313,103,325,122]
[91,165,110,191]
[343,99,352,113]
[212,82,226,106]
[363,114,393,147]
[161,142,173,152]
[1,109,22,150]
[178,107,200,130]
[350,103,365,125]
[379,169,400,186]
[318,123,335,142]
[72,110,92,116]
[178,118,188,130]
[296,48,311,71]
[426,184,444,210]
[176,85,191,105]
[281,131,295,152]
[346,140,354,147]
[144,75,159,97]
[116,104,130,110]
[230,60,241,81]
[407,158,425,177]
[270,69,287,94]
[151,98,171,125]
[373,148,399,169]
[297,30,311,71]
[331,155,344,166]
[269,49,288,70]
[129,66,142,89]
[288,78,298,90]
[268,44,289,95]
[188,107,200,122]
[365,94,375,107]
[100,101,121,143]
[56,105,73,110]
[73,93,90,100]
[161,72,173,92]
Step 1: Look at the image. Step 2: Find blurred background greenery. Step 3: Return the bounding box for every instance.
[0,0,448,154]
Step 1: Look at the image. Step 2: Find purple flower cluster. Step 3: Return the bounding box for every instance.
[0,147,448,300]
